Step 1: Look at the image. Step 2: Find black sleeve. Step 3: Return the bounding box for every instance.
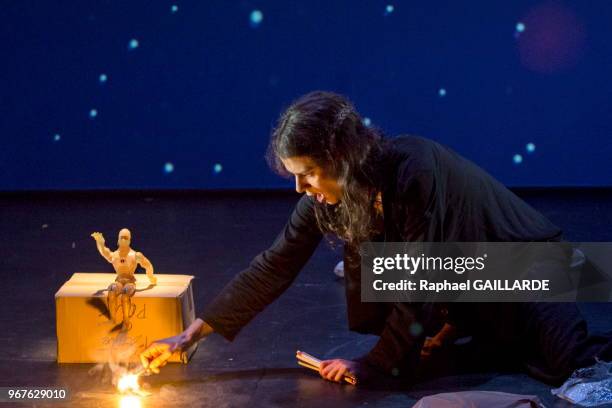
[356,303,425,377]
[200,194,323,341]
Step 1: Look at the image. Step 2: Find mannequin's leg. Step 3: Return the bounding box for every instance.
[107,282,123,324]
[121,284,136,329]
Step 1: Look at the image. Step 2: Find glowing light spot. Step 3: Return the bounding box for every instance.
[71,242,76,249]
[171,4,178,13]
[53,133,61,142]
[385,4,395,15]
[363,117,372,127]
[119,395,141,408]
[89,109,98,119]
[526,142,536,153]
[164,162,174,173]
[438,88,447,97]
[128,38,139,50]
[99,73,107,83]
[409,322,423,336]
[118,374,140,394]
[250,10,263,27]
[513,154,523,164]
[516,22,526,32]
[42,224,49,229]
[213,163,223,174]
[391,367,400,377]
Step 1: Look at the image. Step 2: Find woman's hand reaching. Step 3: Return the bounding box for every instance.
[319,359,360,384]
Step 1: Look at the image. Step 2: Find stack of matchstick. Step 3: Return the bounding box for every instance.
[296,350,357,385]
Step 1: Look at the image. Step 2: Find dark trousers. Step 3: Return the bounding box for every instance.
[447,302,612,385]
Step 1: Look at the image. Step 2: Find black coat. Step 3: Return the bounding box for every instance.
[200,135,563,374]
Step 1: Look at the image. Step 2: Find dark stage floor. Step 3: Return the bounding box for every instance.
[1,189,611,407]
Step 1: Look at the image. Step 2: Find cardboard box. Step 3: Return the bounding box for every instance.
[55,273,197,363]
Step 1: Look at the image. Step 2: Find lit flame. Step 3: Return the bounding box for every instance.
[119,395,142,408]
[117,373,140,394]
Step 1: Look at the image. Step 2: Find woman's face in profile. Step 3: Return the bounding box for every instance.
[280,156,342,205]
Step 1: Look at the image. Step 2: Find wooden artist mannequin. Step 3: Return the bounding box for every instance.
[91,228,157,328]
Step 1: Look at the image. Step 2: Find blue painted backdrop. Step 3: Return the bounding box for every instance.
[1,1,611,190]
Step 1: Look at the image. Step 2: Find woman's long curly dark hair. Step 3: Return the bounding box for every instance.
[267,91,387,247]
